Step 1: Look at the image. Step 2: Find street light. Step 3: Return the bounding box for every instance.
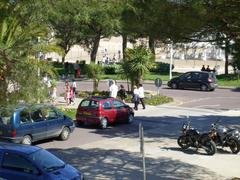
[169,40,173,80]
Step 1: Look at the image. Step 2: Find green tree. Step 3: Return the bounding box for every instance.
[79,0,122,63]
[0,0,55,106]
[85,63,104,91]
[47,0,84,63]
[124,46,154,89]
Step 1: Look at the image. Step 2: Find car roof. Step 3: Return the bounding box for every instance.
[0,103,54,112]
[187,71,212,74]
[84,96,114,101]
[0,142,41,155]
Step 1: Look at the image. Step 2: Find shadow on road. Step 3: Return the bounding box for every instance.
[47,147,223,180]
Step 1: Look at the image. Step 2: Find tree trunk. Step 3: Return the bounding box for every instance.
[149,36,155,55]
[61,55,66,64]
[93,78,99,92]
[61,48,70,64]
[225,40,229,75]
[0,77,8,105]
[90,35,101,64]
[122,34,127,59]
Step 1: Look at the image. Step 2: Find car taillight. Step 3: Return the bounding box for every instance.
[11,129,16,137]
[208,78,213,82]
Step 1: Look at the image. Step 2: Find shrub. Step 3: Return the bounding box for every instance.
[78,91,173,106]
[104,64,121,74]
[150,62,174,74]
[145,95,173,105]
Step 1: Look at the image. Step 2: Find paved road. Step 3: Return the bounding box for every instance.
[38,106,240,179]
[57,80,240,110]
[46,80,240,179]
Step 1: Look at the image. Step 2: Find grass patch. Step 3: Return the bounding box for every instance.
[145,95,173,105]
[217,74,240,87]
[61,108,77,120]
[78,91,173,106]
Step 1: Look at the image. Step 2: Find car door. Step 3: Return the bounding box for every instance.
[102,100,116,123]
[112,100,128,122]
[43,106,64,138]
[0,152,41,180]
[179,72,192,89]
[30,108,48,141]
[190,72,201,89]
[17,108,34,139]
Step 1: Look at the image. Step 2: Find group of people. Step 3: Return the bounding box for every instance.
[201,65,216,73]
[109,80,145,111]
[65,79,77,105]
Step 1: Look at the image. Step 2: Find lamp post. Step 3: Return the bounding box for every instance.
[37,37,41,77]
[169,40,173,80]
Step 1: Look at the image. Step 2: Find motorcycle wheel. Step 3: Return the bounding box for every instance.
[177,135,191,149]
[228,138,240,154]
[204,140,217,155]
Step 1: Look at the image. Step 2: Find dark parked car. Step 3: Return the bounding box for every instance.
[0,142,84,180]
[167,71,217,91]
[76,96,134,129]
[0,104,75,145]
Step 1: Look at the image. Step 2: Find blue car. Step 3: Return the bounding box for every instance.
[0,142,84,180]
[0,104,75,145]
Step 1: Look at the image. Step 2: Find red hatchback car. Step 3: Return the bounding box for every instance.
[76,96,134,128]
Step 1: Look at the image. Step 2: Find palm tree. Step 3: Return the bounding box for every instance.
[85,63,104,92]
[124,45,154,90]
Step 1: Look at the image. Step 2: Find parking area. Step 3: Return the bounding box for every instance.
[39,105,240,180]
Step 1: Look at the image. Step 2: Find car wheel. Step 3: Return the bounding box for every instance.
[60,127,70,141]
[200,84,208,91]
[100,117,108,129]
[76,121,84,127]
[22,135,32,145]
[171,83,177,89]
[127,114,134,124]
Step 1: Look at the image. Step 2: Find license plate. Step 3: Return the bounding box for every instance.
[83,112,91,116]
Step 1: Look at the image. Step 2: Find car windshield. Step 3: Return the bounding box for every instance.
[29,149,65,172]
[0,107,14,125]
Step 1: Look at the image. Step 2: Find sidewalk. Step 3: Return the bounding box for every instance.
[52,104,240,180]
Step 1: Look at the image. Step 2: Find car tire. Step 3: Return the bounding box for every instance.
[171,83,177,89]
[100,117,108,129]
[60,127,70,141]
[22,135,32,145]
[200,84,208,91]
[76,121,84,127]
[127,114,134,124]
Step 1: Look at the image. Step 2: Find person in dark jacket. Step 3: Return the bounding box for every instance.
[118,84,127,102]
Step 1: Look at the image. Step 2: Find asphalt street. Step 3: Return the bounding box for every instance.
[37,81,240,179]
[57,80,240,110]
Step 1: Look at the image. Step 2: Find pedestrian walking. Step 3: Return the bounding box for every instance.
[69,86,75,104]
[133,85,140,111]
[109,80,118,98]
[73,61,80,78]
[118,84,127,102]
[138,84,145,109]
[51,87,57,105]
[72,79,77,95]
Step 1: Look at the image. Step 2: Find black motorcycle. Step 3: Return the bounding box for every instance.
[177,121,217,155]
[209,121,240,154]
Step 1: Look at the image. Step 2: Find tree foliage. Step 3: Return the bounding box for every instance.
[124,45,154,89]
[0,0,53,106]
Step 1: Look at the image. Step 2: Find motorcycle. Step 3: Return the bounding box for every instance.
[177,120,217,155]
[209,121,240,154]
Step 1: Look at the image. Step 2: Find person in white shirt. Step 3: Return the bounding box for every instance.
[138,84,145,109]
[109,80,118,98]
[133,85,140,110]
